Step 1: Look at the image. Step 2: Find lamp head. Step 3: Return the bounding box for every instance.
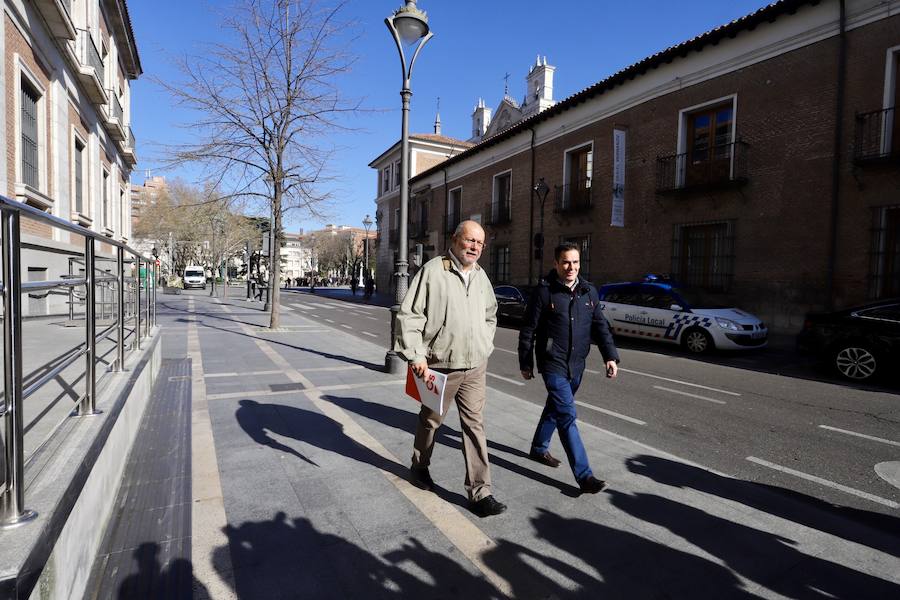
[391,0,429,45]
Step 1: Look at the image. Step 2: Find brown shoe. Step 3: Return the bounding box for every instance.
[529,450,562,468]
[578,476,608,494]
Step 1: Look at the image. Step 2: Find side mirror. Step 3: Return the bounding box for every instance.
[669,304,683,312]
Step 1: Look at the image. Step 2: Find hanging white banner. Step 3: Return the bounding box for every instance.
[611,129,626,227]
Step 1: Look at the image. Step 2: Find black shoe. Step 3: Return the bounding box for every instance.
[470,495,507,518]
[578,476,608,494]
[410,466,435,491]
[529,450,562,468]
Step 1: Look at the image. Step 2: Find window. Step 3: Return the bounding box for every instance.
[492,171,511,223]
[102,170,110,230]
[671,221,734,292]
[382,166,391,194]
[562,144,592,210]
[446,187,462,233]
[869,205,900,298]
[684,102,733,187]
[560,234,591,281]
[21,79,40,189]
[492,245,510,283]
[416,200,428,234]
[74,138,86,215]
[394,160,401,187]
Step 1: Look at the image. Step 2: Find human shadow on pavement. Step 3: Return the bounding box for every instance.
[608,488,900,598]
[626,455,900,557]
[481,507,758,599]
[212,511,506,599]
[116,542,208,600]
[324,394,583,496]
[233,399,469,509]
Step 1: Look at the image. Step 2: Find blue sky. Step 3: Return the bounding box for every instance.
[128,0,768,234]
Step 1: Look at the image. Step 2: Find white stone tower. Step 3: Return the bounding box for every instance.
[522,55,555,118]
[470,98,492,143]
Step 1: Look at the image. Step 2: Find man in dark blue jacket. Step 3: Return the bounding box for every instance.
[518,242,619,493]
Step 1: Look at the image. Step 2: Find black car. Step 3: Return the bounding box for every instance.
[494,285,532,323]
[797,298,900,381]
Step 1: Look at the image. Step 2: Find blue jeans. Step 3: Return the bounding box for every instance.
[531,372,592,482]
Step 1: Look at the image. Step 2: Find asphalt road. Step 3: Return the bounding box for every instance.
[280,290,900,522]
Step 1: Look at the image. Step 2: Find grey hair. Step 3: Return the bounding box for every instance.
[452,220,482,238]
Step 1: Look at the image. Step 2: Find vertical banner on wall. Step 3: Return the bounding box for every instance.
[611,129,626,227]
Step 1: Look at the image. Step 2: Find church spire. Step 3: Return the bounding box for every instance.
[433,97,441,135]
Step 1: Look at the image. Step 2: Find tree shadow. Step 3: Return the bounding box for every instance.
[481,507,759,599]
[117,542,208,600]
[608,489,900,598]
[212,511,506,599]
[233,399,469,509]
[625,455,900,557]
[323,394,582,496]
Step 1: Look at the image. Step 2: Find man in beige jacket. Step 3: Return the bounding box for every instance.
[395,220,506,517]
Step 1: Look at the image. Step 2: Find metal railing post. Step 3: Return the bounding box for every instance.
[152,262,158,327]
[79,236,99,416]
[68,258,75,321]
[144,261,151,337]
[1,209,37,528]
[116,246,125,371]
[135,257,141,350]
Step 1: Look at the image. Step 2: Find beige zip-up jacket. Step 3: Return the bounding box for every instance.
[395,252,497,369]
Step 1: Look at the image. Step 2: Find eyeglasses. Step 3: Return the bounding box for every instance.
[461,237,485,249]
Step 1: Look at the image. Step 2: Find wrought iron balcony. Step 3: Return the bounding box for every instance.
[485,202,512,226]
[75,29,106,104]
[104,90,126,141]
[854,107,897,164]
[122,127,137,165]
[554,180,593,213]
[656,140,749,194]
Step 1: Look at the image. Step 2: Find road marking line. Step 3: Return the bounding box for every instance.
[341,324,353,329]
[325,319,335,323]
[819,425,900,448]
[309,391,513,596]
[575,401,646,425]
[746,456,900,509]
[312,314,320,318]
[486,372,525,386]
[653,385,727,405]
[205,366,364,378]
[365,316,379,321]
[206,380,403,401]
[362,332,378,338]
[187,299,238,598]
[494,347,517,355]
[620,368,741,396]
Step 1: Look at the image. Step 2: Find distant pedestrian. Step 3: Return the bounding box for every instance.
[364,277,374,300]
[396,220,506,518]
[518,242,619,494]
[350,276,359,296]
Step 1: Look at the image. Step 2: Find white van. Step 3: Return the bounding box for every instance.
[183,266,206,290]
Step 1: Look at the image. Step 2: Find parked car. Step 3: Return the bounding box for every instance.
[797,298,900,382]
[493,285,533,323]
[596,277,767,354]
[183,266,206,290]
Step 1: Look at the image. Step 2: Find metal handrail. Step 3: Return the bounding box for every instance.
[0,193,157,528]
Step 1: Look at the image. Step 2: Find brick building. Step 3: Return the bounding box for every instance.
[372,0,900,332]
[3,0,140,315]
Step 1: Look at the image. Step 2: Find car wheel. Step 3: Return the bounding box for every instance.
[682,328,714,354]
[833,344,878,381]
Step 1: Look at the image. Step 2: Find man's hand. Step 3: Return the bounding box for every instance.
[605,361,618,379]
[521,369,534,380]
[411,360,428,378]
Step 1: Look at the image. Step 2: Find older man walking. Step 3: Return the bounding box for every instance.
[395,220,506,518]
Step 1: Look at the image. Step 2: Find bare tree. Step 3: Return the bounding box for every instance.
[157,0,357,328]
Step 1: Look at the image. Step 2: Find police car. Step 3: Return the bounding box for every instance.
[596,276,767,353]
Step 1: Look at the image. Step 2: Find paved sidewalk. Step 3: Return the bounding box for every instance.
[151,291,899,599]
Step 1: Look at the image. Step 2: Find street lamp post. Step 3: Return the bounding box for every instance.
[362,214,373,289]
[384,0,433,374]
[533,178,550,284]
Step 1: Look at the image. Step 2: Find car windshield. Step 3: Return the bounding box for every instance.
[185,269,203,277]
[671,288,728,309]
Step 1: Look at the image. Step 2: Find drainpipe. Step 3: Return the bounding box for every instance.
[825,0,846,311]
[442,167,448,249]
[528,126,537,286]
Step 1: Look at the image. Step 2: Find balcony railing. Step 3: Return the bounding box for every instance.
[0,194,156,527]
[485,202,511,226]
[656,140,749,194]
[108,91,123,123]
[77,28,103,77]
[554,180,593,213]
[854,107,897,164]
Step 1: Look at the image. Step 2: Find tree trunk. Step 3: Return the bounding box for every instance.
[269,185,283,329]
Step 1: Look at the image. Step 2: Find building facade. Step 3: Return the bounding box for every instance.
[373,0,900,332]
[3,0,141,314]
